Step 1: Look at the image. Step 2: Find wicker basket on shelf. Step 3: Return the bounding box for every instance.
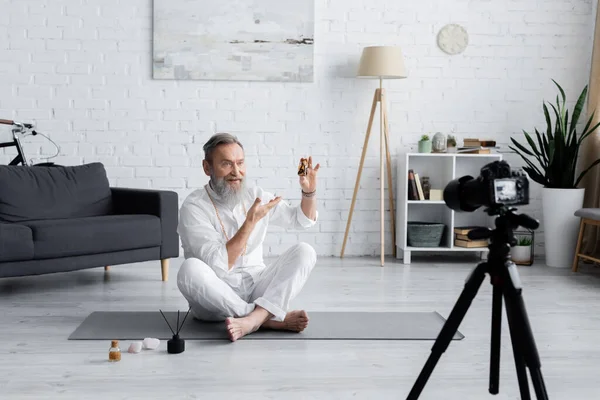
[407,222,445,247]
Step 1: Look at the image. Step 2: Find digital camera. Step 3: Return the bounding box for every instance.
[443,160,529,212]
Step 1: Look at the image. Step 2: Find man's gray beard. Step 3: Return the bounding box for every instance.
[210,174,246,207]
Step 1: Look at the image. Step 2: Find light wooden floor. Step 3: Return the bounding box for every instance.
[1,255,599,400]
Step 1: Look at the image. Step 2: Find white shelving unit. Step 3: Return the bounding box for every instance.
[396,152,503,264]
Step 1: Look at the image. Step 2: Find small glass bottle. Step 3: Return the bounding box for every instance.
[108,340,121,362]
[421,177,431,200]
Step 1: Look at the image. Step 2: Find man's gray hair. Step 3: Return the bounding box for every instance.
[203,132,244,163]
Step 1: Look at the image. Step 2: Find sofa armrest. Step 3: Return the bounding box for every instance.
[110,188,179,259]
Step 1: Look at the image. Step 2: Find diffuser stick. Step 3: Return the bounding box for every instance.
[159,309,175,335]
[177,307,192,334]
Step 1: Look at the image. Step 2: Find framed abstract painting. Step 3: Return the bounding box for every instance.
[152,0,315,82]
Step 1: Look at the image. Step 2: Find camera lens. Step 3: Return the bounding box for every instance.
[443,175,485,212]
[443,178,462,211]
[443,160,529,212]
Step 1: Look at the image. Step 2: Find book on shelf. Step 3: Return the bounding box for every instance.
[463,139,497,147]
[457,147,493,154]
[408,169,430,200]
[453,226,489,248]
[455,233,471,241]
[459,138,500,154]
[414,172,425,200]
[454,239,489,248]
[454,226,481,234]
[407,169,418,200]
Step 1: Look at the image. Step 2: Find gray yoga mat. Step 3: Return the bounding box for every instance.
[68,311,464,341]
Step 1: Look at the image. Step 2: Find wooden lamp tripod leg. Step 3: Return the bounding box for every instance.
[381,91,396,258]
[340,89,380,258]
[379,79,385,266]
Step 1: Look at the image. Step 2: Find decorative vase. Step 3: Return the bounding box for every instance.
[511,245,532,265]
[541,188,585,268]
[418,140,432,153]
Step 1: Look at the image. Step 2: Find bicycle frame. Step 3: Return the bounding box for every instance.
[0,119,34,166]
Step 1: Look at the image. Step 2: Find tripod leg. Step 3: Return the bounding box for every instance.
[406,263,488,400]
[504,289,532,400]
[489,282,503,395]
[504,262,549,400]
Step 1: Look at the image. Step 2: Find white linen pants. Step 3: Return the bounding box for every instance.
[177,242,317,322]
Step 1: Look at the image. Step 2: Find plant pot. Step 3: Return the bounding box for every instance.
[541,188,585,268]
[418,140,431,153]
[511,245,532,265]
[446,146,456,153]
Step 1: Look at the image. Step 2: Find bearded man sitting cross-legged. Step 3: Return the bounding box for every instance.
[176,133,320,342]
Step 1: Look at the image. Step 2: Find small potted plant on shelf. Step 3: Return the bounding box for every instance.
[447,135,457,152]
[511,236,533,265]
[418,135,431,153]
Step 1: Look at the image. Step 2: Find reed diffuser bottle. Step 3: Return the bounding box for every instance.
[160,308,191,354]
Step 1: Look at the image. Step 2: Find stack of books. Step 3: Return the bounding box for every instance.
[407,169,425,200]
[457,138,498,154]
[454,226,489,248]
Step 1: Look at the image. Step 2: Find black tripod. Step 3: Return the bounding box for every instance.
[406,206,549,400]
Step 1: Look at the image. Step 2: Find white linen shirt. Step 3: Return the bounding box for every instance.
[177,184,318,289]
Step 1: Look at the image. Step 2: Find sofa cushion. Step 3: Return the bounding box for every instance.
[0,223,34,262]
[0,163,113,223]
[21,215,161,259]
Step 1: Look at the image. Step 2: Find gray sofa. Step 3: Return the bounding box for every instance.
[0,162,179,281]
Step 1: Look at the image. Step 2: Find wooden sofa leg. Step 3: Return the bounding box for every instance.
[572,219,586,272]
[104,266,110,271]
[161,259,169,282]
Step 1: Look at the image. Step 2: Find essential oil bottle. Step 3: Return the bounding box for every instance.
[108,340,121,362]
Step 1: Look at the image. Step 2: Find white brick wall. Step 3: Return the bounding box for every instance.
[0,0,596,257]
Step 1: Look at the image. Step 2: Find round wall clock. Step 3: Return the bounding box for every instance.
[437,24,469,55]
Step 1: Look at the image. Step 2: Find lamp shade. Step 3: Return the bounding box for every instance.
[357,46,407,79]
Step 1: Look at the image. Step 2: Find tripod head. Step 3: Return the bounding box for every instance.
[468,205,539,263]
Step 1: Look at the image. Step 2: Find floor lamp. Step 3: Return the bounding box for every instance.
[340,46,407,266]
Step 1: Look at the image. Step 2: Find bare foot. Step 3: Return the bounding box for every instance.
[225,307,272,342]
[262,310,309,332]
[225,316,262,342]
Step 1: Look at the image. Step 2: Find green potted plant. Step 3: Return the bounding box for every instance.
[511,236,533,265]
[418,135,431,153]
[509,80,600,268]
[446,135,457,152]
